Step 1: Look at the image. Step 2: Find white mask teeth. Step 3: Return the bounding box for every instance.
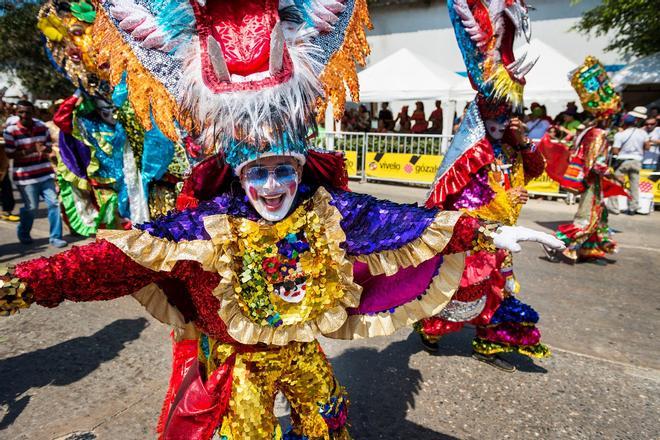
[506,51,527,72]
[514,54,538,79]
[196,0,206,6]
[207,36,231,82]
[270,21,286,75]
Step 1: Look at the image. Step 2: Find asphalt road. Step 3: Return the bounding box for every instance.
[0,183,658,440]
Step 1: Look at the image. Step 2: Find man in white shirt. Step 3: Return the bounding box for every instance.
[642,117,660,170]
[612,107,650,214]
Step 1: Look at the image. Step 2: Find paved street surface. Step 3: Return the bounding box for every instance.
[0,183,658,439]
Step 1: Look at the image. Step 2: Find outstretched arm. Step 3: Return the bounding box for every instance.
[331,188,562,275]
[1,239,166,314]
[325,188,563,341]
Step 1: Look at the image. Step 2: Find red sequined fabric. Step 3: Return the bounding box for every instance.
[425,139,495,209]
[14,240,165,307]
[15,239,234,341]
[419,317,465,337]
[442,215,480,255]
[521,148,546,181]
[170,261,230,341]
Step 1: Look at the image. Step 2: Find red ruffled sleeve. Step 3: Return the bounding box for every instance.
[14,239,166,308]
[425,138,495,209]
[52,95,79,134]
[442,215,480,255]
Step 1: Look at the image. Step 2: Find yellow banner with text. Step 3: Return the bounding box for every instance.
[525,172,561,194]
[365,152,442,183]
[627,169,660,204]
[343,150,358,177]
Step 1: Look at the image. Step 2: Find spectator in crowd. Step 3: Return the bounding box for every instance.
[428,100,443,134]
[356,104,371,132]
[0,139,18,222]
[453,102,470,134]
[375,119,388,133]
[2,100,66,247]
[378,102,394,131]
[341,108,358,131]
[526,106,551,140]
[557,108,581,139]
[566,101,579,117]
[642,116,660,170]
[648,106,658,120]
[539,105,553,124]
[610,107,650,215]
[394,105,411,133]
[411,101,428,133]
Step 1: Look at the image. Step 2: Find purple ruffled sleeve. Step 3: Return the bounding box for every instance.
[135,193,259,242]
[328,189,438,256]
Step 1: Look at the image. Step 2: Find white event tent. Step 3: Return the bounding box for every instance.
[349,48,472,138]
[355,48,473,102]
[0,72,29,103]
[611,52,660,107]
[332,41,582,137]
[518,39,579,115]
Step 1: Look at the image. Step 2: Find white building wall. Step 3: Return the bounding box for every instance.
[365,0,626,69]
[360,0,626,119]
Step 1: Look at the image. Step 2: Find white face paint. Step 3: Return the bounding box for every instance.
[240,159,300,222]
[484,117,509,140]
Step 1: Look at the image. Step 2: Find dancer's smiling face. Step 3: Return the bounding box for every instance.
[240,155,302,222]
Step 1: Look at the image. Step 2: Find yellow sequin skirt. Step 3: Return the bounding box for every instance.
[202,338,350,440]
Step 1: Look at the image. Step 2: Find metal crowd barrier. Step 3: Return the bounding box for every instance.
[314,132,660,208]
[317,130,452,184]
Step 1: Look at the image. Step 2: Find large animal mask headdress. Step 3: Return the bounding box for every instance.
[449,0,536,109]
[91,0,370,168]
[425,0,537,208]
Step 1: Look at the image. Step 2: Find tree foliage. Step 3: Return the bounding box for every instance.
[572,0,660,59]
[0,0,74,100]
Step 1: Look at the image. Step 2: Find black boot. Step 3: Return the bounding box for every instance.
[472,351,516,372]
[419,334,439,353]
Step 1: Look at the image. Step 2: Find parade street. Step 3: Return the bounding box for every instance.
[0,182,658,440]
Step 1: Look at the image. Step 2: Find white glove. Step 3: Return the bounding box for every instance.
[492,225,566,253]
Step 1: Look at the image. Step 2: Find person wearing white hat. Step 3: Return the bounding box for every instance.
[610,106,651,214]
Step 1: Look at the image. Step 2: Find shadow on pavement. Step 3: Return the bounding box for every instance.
[331,334,459,440]
[424,326,548,374]
[534,220,570,232]
[0,234,88,264]
[0,318,148,430]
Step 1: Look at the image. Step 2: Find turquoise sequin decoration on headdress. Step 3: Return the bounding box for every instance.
[225,133,309,170]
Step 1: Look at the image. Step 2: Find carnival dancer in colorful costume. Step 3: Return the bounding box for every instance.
[37,0,192,236]
[0,0,564,438]
[416,0,551,371]
[542,57,624,264]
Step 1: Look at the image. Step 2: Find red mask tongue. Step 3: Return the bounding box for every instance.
[207,0,277,76]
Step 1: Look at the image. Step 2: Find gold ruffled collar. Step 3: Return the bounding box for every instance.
[203,187,362,346]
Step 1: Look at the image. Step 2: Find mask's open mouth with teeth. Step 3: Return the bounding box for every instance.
[191,0,294,93]
[498,6,535,85]
[499,14,519,82]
